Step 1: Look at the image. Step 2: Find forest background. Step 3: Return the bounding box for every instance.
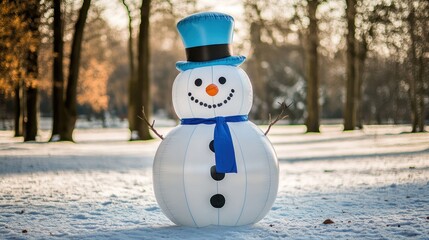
[0,0,427,142]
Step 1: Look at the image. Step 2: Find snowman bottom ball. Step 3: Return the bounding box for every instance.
[153,122,279,227]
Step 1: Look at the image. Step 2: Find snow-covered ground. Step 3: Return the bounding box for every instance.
[1,125,428,239]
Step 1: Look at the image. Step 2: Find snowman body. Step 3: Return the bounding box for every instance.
[153,66,279,227]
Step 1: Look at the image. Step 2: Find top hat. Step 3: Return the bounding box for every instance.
[176,12,246,71]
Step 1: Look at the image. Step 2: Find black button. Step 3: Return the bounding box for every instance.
[209,140,215,152]
[210,165,225,181]
[210,194,225,208]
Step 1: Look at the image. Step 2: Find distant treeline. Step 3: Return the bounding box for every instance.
[0,0,427,142]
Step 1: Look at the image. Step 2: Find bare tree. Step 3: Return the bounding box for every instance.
[24,0,41,141]
[61,0,91,141]
[49,0,91,141]
[406,0,427,132]
[344,0,357,131]
[245,1,268,120]
[354,0,372,129]
[14,82,24,137]
[50,0,64,141]
[305,0,320,133]
[136,0,152,140]
[120,0,138,140]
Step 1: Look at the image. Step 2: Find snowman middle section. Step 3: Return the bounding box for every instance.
[153,121,278,227]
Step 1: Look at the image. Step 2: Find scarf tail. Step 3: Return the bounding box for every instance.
[214,119,237,173]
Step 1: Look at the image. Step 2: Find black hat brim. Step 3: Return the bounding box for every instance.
[176,55,246,71]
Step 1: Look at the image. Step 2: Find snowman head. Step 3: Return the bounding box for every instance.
[173,12,251,118]
[172,65,253,119]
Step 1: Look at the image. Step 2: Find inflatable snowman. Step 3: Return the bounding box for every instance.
[153,12,279,227]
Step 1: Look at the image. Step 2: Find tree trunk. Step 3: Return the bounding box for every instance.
[50,0,65,141]
[344,0,357,131]
[136,0,152,140]
[393,60,400,124]
[305,0,320,133]
[60,0,91,141]
[409,71,418,133]
[355,38,367,129]
[355,57,363,129]
[25,87,38,141]
[14,84,24,137]
[247,3,268,120]
[250,22,268,120]
[121,0,138,140]
[24,0,40,142]
[407,4,419,133]
[417,55,425,132]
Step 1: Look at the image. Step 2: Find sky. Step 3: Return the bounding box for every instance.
[100,0,247,43]
[101,0,244,30]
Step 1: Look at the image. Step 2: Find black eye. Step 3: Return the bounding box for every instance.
[195,78,202,87]
[218,77,226,84]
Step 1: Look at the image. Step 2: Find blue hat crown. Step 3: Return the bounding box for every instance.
[176,12,245,71]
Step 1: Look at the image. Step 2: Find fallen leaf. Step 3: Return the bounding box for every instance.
[323,219,334,224]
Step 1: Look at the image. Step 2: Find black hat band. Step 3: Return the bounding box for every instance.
[186,44,232,62]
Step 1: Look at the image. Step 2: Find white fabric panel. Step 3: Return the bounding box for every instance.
[217,123,246,225]
[172,70,193,119]
[232,122,279,225]
[183,124,218,227]
[153,125,198,227]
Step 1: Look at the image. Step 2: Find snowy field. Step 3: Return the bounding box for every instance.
[0,125,428,239]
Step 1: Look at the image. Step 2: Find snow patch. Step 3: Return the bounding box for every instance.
[1,125,428,239]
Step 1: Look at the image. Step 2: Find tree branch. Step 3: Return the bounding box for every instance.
[138,107,164,140]
[264,101,290,136]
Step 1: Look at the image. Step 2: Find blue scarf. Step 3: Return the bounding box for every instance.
[181,115,248,173]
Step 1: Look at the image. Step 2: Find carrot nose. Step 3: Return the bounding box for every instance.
[206,84,218,96]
